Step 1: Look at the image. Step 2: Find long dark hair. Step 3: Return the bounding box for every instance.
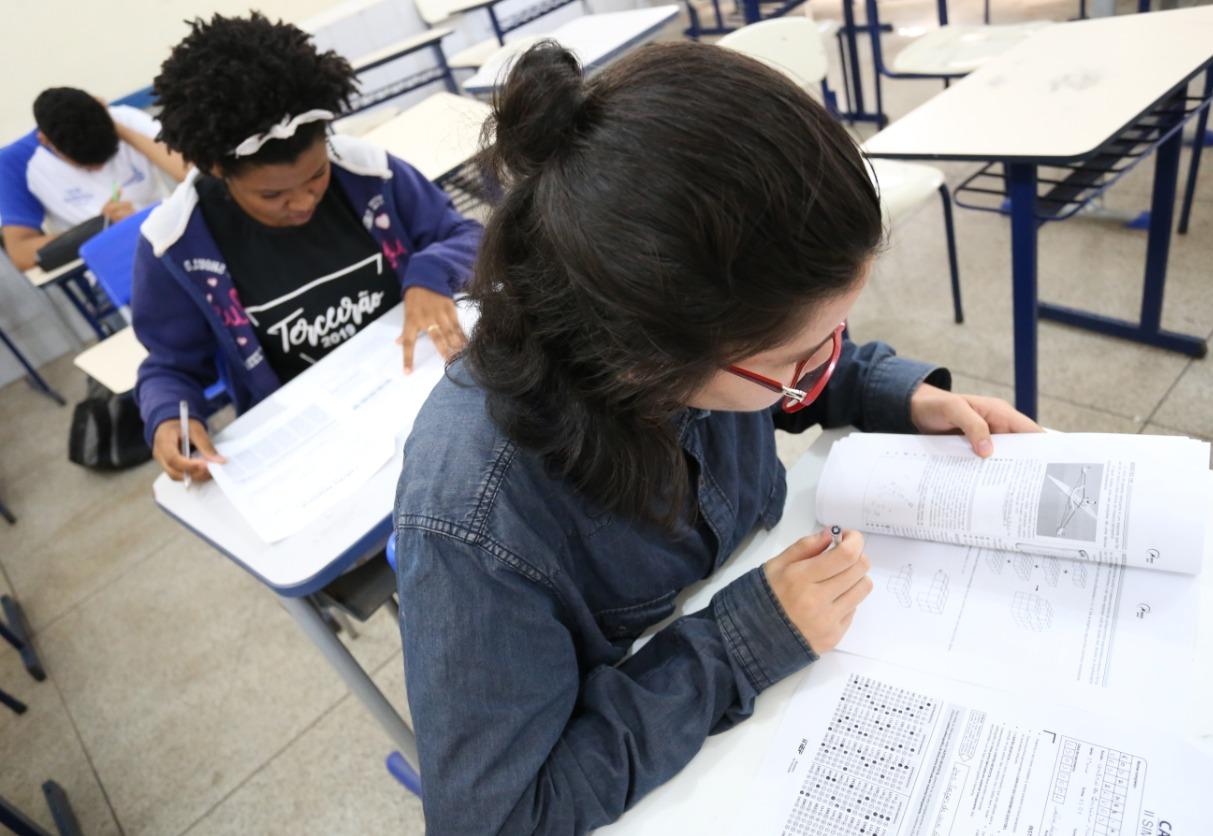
[467,40,882,527]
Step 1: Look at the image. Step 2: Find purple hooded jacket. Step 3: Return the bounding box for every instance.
[131,134,481,445]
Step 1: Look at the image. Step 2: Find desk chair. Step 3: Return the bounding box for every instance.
[861,0,1047,129]
[719,17,963,323]
[78,207,228,405]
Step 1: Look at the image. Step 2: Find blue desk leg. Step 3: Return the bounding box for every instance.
[278,594,420,769]
[1177,69,1211,236]
[742,0,759,23]
[1007,163,1039,420]
[0,326,66,406]
[1037,97,1205,358]
[841,0,866,118]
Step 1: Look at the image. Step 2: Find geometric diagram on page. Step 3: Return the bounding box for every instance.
[1070,561,1088,589]
[1011,591,1054,632]
[1036,463,1102,542]
[1047,737,1142,834]
[916,570,949,615]
[889,565,913,608]
[985,551,1003,574]
[1014,554,1036,582]
[1041,555,1061,587]
[782,675,937,835]
[864,462,922,526]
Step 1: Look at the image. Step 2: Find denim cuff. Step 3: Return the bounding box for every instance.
[711,567,817,693]
[863,356,951,434]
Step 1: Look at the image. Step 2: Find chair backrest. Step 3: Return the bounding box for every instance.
[717,17,830,88]
[413,0,453,27]
[78,203,157,310]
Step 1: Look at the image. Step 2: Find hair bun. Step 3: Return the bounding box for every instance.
[486,41,586,179]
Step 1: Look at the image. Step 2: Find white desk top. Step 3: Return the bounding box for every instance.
[24,258,85,288]
[864,5,1213,163]
[462,5,680,95]
[362,92,492,182]
[152,303,447,596]
[600,428,1213,834]
[350,26,453,72]
[73,327,146,394]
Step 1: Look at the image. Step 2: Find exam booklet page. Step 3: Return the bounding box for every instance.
[207,303,478,543]
[816,433,1210,574]
[740,654,1213,835]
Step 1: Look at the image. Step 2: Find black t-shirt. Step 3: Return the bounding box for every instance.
[196,176,400,382]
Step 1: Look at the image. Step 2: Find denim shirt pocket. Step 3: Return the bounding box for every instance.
[593,590,680,648]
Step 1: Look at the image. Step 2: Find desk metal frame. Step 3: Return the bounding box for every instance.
[869,61,1213,419]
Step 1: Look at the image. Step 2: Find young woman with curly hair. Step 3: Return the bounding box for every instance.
[393,41,1039,834]
[132,13,482,481]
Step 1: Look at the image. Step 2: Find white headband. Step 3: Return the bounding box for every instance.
[230,109,335,158]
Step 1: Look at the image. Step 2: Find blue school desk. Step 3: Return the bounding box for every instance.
[864,7,1213,420]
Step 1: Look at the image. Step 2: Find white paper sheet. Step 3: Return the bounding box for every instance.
[739,654,1213,835]
[836,534,1201,725]
[207,303,477,543]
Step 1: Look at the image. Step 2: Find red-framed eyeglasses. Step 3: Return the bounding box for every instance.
[726,322,846,413]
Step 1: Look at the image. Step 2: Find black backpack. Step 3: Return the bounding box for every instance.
[67,381,152,470]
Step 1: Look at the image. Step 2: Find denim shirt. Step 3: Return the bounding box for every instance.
[394,339,947,835]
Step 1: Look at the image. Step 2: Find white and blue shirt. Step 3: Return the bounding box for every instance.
[0,106,167,233]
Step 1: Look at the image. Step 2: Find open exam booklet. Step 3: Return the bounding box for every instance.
[734,432,1213,834]
[816,432,1211,575]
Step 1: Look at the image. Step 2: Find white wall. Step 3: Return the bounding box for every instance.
[0,0,345,143]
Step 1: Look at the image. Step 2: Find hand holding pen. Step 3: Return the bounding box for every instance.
[763,526,871,655]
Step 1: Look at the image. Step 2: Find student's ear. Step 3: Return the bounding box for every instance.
[35,131,50,148]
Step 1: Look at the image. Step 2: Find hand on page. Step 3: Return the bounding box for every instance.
[910,383,1042,458]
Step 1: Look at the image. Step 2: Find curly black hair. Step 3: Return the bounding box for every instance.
[33,88,119,167]
[153,12,357,175]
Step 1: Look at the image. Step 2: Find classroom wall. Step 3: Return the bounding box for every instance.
[0,0,345,144]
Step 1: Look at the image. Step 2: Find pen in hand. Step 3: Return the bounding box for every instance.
[829,525,842,550]
[180,400,192,489]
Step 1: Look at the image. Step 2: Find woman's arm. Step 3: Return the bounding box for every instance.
[397,527,815,835]
[386,154,482,295]
[113,120,189,182]
[130,237,218,446]
[2,224,53,271]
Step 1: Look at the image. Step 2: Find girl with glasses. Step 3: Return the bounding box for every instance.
[394,40,1037,834]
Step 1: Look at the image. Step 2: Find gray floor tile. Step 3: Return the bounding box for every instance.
[36,533,402,836]
[1151,358,1213,438]
[185,660,422,836]
[0,647,121,836]
[0,462,178,631]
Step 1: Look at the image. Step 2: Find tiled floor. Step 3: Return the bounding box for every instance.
[2,1,1211,833]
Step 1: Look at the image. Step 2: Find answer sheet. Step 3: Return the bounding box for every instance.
[208,303,478,543]
[740,654,1213,835]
